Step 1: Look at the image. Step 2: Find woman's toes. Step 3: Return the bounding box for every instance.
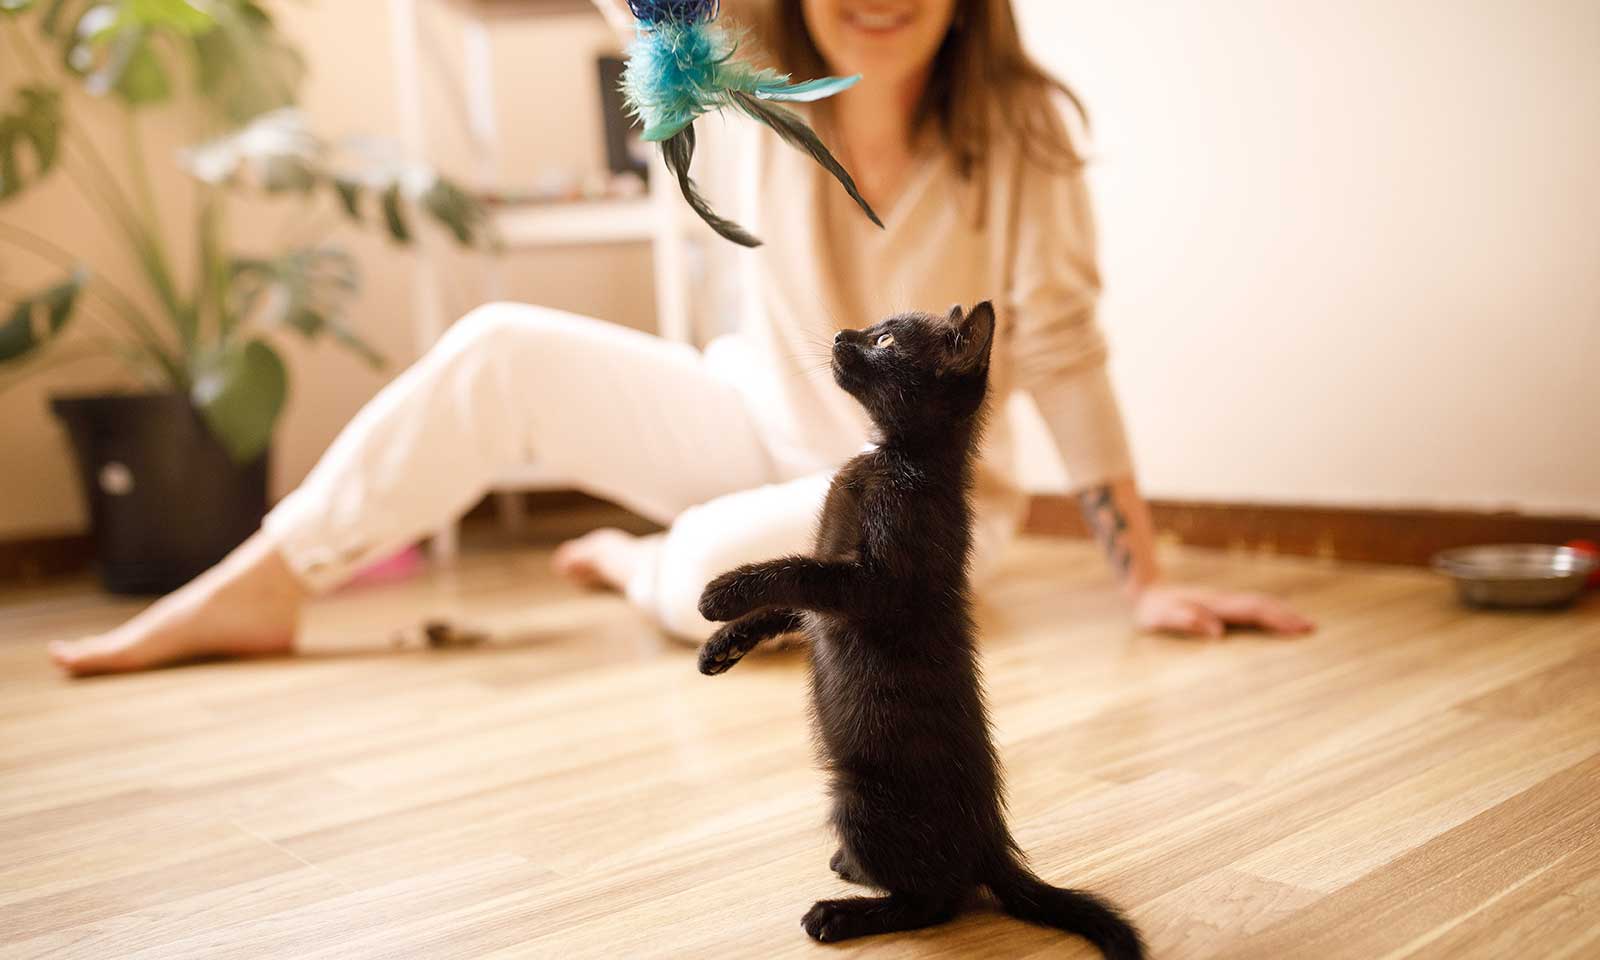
[552,528,645,592]
[49,633,156,677]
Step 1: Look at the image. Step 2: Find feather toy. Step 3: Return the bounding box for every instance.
[621,0,883,247]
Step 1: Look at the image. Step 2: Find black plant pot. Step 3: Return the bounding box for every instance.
[50,393,268,595]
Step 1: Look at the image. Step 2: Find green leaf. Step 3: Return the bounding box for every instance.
[190,337,285,462]
[228,247,380,367]
[324,323,383,369]
[39,0,74,34]
[421,179,488,247]
[192,1,304,124]
[110,32,171,103]
[126,0,211,34]
[70,11,154,102]
[0,267,88,364]
[65,1,216,106]
[51,0,302,119]
[380,184,410,243]
[0,86,64,201]
[179,107,320,186]
[332,176,361,220]
[259,153,315,193]
[178,110,491,250]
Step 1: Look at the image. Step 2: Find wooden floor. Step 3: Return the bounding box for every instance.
[3,536,1598,959]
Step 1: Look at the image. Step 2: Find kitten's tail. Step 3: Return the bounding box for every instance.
[987,859,1145,960]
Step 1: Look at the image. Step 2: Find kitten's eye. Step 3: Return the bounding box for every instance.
[875,333,895,348]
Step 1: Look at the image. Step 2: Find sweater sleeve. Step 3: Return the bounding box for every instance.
[1005,150,1134,488]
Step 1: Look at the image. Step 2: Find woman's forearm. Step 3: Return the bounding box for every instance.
[590,0,629,32]
[1076,474,1161,599]
[1077,475,1316,636]
[1027,371,1152,597]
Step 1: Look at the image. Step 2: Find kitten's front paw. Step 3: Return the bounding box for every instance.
[802,899,862,943]
[698,569,756,622]
[697,625,750,676]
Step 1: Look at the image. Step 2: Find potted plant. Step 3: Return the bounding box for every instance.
[0,1,490,593]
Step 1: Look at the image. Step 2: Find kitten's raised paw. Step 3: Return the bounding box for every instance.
[696,630,748,676]
[697,569,755,622]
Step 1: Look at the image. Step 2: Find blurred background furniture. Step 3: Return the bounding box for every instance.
[387,0,688,561]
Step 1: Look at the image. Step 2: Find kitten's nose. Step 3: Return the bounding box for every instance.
[834,330,846,344]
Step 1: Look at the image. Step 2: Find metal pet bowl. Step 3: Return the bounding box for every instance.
[1431,544,1597,610]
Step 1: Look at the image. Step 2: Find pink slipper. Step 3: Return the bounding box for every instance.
[343,545,426,590]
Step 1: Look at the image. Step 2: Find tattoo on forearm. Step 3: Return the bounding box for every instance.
[1078,484,1133,582]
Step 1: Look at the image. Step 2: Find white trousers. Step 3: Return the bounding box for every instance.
[264,302,1011,641]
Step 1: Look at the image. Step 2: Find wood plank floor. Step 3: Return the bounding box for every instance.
[2,537,1598,959]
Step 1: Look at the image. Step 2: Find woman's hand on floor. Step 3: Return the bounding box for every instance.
[1071,478,1313,638]
[1133,584,1315,638]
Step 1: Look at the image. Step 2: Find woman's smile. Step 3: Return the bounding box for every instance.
[840,4,917,37]
[804,0,957,82]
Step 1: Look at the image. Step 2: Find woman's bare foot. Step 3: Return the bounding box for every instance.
[552,527,652,592]
[49,533,307,677]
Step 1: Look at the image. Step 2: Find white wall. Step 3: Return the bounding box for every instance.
[5,1,1596,540]
[1014,0,1600,514]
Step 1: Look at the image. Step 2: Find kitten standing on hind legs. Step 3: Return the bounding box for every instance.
[697,302,1145,959]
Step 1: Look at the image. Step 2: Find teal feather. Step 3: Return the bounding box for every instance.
[622,22,734,142]
[620,14,881,244]
[753,74,861,103]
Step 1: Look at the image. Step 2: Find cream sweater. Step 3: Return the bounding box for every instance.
[594,0,1134,509]
[709,115,1134,520]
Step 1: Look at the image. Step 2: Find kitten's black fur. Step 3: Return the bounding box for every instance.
[696,303,1144,958]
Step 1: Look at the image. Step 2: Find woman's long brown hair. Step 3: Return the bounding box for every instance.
[743,0,1087,181]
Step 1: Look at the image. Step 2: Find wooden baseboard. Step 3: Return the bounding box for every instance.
[0,533,94,586]
[1025,496,1600,567]
[5,495,1596,586]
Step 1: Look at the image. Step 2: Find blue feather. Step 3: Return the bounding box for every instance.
[622,22,733,142]
[626,0,718,26]
[619,2,882,243]
[753,74,862,103]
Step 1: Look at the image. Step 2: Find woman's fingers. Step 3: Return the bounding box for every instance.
[1134,586,1316,638]
[1201,591,1316,634]
[1253,598,1316,634]
[1137,593,1224,638]
[1179,603,1227,638]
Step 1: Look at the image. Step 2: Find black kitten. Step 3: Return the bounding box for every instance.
[696,303,1144,958]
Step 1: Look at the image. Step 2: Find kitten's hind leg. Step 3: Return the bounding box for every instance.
[801,894,958,943]
[829,847,871,886]
[697,609,804,676]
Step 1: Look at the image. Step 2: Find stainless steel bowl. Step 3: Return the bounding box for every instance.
[1432,544,1597,609]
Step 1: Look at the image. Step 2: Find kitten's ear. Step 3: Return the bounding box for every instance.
[943,301,996,375]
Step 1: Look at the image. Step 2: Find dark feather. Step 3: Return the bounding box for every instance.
[660,126,763,248]
[627,0,718,25]
[730,91,884,230]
